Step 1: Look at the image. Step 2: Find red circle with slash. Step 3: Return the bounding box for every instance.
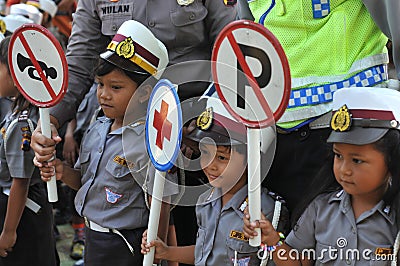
[8,24,68,108]
[212,20,291,128]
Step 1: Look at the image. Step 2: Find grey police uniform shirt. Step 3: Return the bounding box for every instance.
[51,0,237,127]
[0,97,12,123]
[363,0,400,80]
[74,83,99,140]
[286,190,397,266]
[74,116,178,230]
[195,185,288,266]
[0,108,41,188]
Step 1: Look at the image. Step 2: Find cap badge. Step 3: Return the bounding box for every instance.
[331,105,351,132]
[116,37,135,59]
[0,20,6,34]
[197,107,213,130]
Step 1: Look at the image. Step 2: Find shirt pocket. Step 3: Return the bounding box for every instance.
[170,3,208,47]
[315,242,335,265]
[98,3,133,36]
[78,151,90,175]
[105,157,132,179]
[77,97,88,113]
[195,226,207,264]
[226,237,260,265]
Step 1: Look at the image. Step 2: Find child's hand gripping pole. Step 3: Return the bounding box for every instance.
[247,127,261,246]
[39,108,58,202]
[143,169,166,266]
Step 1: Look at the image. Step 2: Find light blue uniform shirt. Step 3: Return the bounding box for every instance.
[0,108,40,188]
[75,117,178,230]
[195,185,288,266]
[286,190,397,265]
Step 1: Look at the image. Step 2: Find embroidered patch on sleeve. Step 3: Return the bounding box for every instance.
[105,187,123,204]
[231,256,250,266]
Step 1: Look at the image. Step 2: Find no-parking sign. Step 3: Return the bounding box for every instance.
[145,79,182,172]
[9,24,68,108]
[212,20,291,128]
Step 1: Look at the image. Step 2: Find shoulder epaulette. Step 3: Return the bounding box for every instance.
[4,109,35,153]
[19,110,32,151]
[268,191,286,204]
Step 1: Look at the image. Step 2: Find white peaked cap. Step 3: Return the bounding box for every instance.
[10,4,43,25]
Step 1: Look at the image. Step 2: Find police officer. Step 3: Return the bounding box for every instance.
[44,0,237,130]
[238,0,400,213]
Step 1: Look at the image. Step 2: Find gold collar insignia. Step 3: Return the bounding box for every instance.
[0,20,6,35]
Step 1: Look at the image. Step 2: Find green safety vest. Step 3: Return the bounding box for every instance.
[248,0,388,128]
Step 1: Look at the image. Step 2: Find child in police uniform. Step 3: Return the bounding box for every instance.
[37,20,177,266]
[0,37,59,265]
[141,92,289,265]
[243,87,400,265]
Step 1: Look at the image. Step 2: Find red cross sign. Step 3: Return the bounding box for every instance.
[146,79,182,172]
[153,100,172,150]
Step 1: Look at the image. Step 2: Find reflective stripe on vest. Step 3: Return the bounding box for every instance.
[288,65,387,108]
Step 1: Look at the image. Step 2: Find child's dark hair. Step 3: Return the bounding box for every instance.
[0,36,31,112]
[291,129,400,227]
[222,144,247,156]
[373,129,400,205]
[95,58,156,87]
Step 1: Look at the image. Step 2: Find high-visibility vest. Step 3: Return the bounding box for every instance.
[248,0,388,128]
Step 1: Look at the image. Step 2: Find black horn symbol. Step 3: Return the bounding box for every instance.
[17,53,57,81]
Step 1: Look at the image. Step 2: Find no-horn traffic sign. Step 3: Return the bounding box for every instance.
[212,20,291,128]
[9,24,68,108]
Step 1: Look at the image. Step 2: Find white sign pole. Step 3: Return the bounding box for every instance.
[143,169,166,266]
[247,127,261,247]
[39,108,58,202]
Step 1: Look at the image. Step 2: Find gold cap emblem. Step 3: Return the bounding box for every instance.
[331,105,352,132]
[197,107,213,130]
[0,20,6,35]
[116,37,135,59]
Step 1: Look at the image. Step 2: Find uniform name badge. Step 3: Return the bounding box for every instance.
[177,0,194,6]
